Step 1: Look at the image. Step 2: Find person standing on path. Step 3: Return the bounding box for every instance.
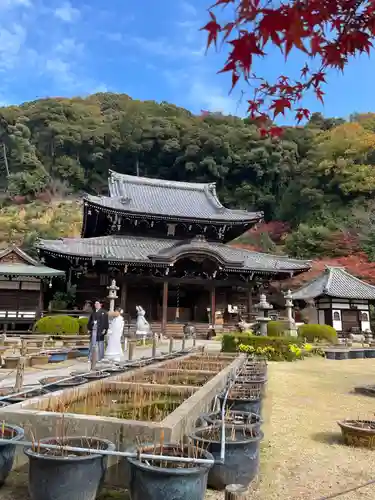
[87,300,109,361]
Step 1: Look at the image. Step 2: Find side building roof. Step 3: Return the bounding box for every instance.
[0,244,65,279]
[38,235,310,275]
[292,266,375,300]
[94,170,263,224]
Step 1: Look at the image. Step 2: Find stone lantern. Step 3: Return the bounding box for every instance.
[107,279,119,312]
[285,289,298,337]
[254,293,273,336]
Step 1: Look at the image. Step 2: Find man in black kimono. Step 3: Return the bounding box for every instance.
[87,300,109,361]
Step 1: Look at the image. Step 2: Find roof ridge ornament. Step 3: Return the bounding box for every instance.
[119,197,131,205]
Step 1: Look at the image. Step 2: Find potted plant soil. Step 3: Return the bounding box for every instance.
[0,424,24,486]
[219,386,263,414]
[190,424,263,490]
[200,409,263,431]
[24,436,115,500]
[338,420,375,448]
[127,443,214,500]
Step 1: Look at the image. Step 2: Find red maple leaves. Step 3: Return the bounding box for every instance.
[202,0,375,134]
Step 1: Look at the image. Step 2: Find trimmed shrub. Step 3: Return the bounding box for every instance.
[267,320,289,336]
[33,315,80,336]
[222,333,304,353]
[78,317,89,335]
[298,324,337,344]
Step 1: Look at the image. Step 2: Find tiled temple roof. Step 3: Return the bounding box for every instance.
[292,266,375,300]
[38,235,310,274]
[84,170,263,223]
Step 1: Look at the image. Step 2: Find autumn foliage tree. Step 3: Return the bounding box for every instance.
[202,0,375,133]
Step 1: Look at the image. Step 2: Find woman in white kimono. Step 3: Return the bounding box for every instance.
[104,307,124,362]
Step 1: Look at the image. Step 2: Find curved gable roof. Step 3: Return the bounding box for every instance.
[292,266,375,300]
[102,170,262,223]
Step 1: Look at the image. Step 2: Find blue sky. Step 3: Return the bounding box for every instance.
[0,0,373,124]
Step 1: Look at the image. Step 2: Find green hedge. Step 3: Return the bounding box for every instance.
[33,315,80,335]
[298,323,337,344]
[78,317,89,335]
[222,333,304,353]
[267,320,289,336]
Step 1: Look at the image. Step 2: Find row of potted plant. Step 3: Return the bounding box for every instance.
[0,358,267,500]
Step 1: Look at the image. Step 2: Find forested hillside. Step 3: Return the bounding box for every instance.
[1,92,375,272]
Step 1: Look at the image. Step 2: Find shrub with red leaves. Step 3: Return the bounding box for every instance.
[249,221,291,243]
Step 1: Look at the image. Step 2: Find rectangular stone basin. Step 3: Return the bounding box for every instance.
[164,358,231,372]
[127,369,214,386]
[39,383,194,421]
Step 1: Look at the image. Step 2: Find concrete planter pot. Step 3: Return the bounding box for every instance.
[324,349,349,360]
[26,348,42,355]
[338,420,375,449]
[219,388,262,415]
[190,425,263,490]
[324,350,335,360]
[0,424,24,486]
[62,340,77,347]
[3,357,19,370]
[84,371,110,381]
[24,437,115,500]
[4,389,49,404]
[241,362,267,378]
[354,385,375,397]
[39,376,87,391]
[200,410,263,431]
[349,349,365,359]
[335,350,349,360]
[127,444,213,500]
[76,346,90,357]
[30,355,49,367]
[47,351,68,363]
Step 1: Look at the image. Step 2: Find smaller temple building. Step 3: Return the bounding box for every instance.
[0,245,65,327]
[292,266,375,333]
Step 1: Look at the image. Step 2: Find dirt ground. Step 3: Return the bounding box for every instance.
[3,357,375,499]
[209,357,375,500]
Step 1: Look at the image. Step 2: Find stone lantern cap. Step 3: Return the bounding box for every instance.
[254,293,273,311]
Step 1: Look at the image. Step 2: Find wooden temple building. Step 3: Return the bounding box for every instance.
[0,245,64,328]
[38,171,311,331]
[292,266,375,333]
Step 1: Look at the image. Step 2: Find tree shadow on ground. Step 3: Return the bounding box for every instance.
[311,431,343,445]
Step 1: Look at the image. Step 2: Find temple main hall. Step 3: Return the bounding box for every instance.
[38,171,310,331]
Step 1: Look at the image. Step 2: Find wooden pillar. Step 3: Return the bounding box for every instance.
[247,287,252,321]
[14,356,25,392]
[225,484,247,499]
[162,281,168,334]
[38,280,44,319]
[210,287,216,327]
[120,282,127,314]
